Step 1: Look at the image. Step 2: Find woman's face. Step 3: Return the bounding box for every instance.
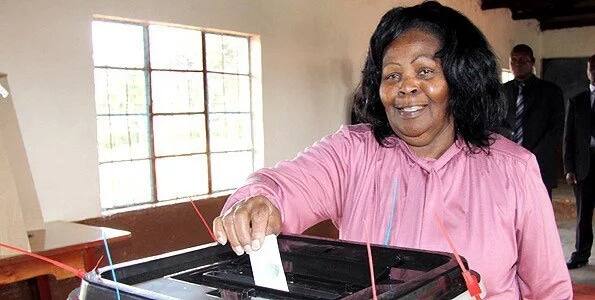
[379,29,454,157]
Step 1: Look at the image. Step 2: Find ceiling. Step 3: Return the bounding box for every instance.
[481,0,595,30]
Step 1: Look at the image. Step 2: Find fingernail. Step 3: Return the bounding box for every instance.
[244,244,253,253]
[233,246,244,256]
[251,239,260,251]
[217,235,227,245]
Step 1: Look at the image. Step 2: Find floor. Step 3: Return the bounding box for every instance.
[553,184,595,285]
[559,219,595,285]
[552,184,595,298]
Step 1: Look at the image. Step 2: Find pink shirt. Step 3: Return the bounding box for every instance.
[223,124,572,299]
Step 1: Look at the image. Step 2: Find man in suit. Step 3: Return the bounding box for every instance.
[564,54,595,269]
[503,44,564,199]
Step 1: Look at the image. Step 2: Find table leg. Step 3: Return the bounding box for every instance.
[83,248,100,271]
[35,275,52,300]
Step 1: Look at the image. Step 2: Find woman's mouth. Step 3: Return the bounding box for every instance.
[395,105,427,119]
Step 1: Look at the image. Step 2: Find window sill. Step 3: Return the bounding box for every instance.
[101,191,232,217]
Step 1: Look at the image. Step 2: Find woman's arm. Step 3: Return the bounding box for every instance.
[515,155,572,299]
[214,125,364,254]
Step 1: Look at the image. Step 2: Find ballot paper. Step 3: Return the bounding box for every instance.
[248,234,289,292]
[0,83,8,99]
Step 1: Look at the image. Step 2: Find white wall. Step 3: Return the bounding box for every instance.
[0,0,577,221]
[542,26,595,59]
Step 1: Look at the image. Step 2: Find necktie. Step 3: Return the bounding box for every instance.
[512,82,525,144]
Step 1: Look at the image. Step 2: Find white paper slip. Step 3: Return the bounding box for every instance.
[0,83,8,98]
[248,234,289,292]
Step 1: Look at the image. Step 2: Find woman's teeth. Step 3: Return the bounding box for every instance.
[399,105,424,112]
[395,105,426,118]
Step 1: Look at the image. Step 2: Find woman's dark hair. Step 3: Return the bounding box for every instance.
[352,1,506,152]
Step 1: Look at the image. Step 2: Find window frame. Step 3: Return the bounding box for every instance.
[93,18,257,210]
[501,68,514,83]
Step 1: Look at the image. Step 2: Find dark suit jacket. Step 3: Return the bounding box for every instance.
[563,90,592,181]
[502,75,564,188]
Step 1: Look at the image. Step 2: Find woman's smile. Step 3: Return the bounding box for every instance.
[394,104,428,119]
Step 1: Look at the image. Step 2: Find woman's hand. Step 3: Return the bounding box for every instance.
[212,196,282,255]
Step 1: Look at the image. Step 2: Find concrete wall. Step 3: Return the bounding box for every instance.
[541,26,595,59]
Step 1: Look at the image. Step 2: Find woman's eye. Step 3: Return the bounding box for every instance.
[418,68,434,78]
[383,73,400,81]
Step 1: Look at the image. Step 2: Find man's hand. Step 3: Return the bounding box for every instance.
[565,172,577,185]
[213,196,282,255]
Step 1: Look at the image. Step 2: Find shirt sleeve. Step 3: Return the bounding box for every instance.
[515,155,572,299]
[563,97,576,175]
[221,125,358,234]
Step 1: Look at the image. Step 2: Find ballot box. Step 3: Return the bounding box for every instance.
[74,234,475,299]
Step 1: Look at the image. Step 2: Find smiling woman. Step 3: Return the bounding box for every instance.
[353,1,505,156]
[379,29,452,158]
[212,1,572,299]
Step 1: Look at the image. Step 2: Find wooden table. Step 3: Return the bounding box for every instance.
[0,221,131,299]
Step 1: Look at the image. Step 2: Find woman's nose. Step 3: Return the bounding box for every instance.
[398,78,419,96]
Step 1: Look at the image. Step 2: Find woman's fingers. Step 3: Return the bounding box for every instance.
[265,204,282,236]
[232,204,255,254]
[250,196,282,250]
[249,202,270,251]
[213,196,282,256]
[222,209,244,255]
[212,216,227,245]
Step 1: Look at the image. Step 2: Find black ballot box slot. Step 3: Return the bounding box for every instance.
[76,234,470,299]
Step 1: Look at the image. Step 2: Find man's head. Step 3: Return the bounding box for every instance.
[509,44,535,80]
[588,54,595,85]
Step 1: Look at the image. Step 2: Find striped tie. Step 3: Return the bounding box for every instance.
[512,82,525,144]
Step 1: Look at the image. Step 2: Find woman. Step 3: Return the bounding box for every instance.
[213,2,572,298]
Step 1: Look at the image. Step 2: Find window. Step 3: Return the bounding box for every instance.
[501,69,514,83]
[92,20,259,209]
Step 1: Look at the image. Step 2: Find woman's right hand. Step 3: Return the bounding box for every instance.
[212,196,282,255]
